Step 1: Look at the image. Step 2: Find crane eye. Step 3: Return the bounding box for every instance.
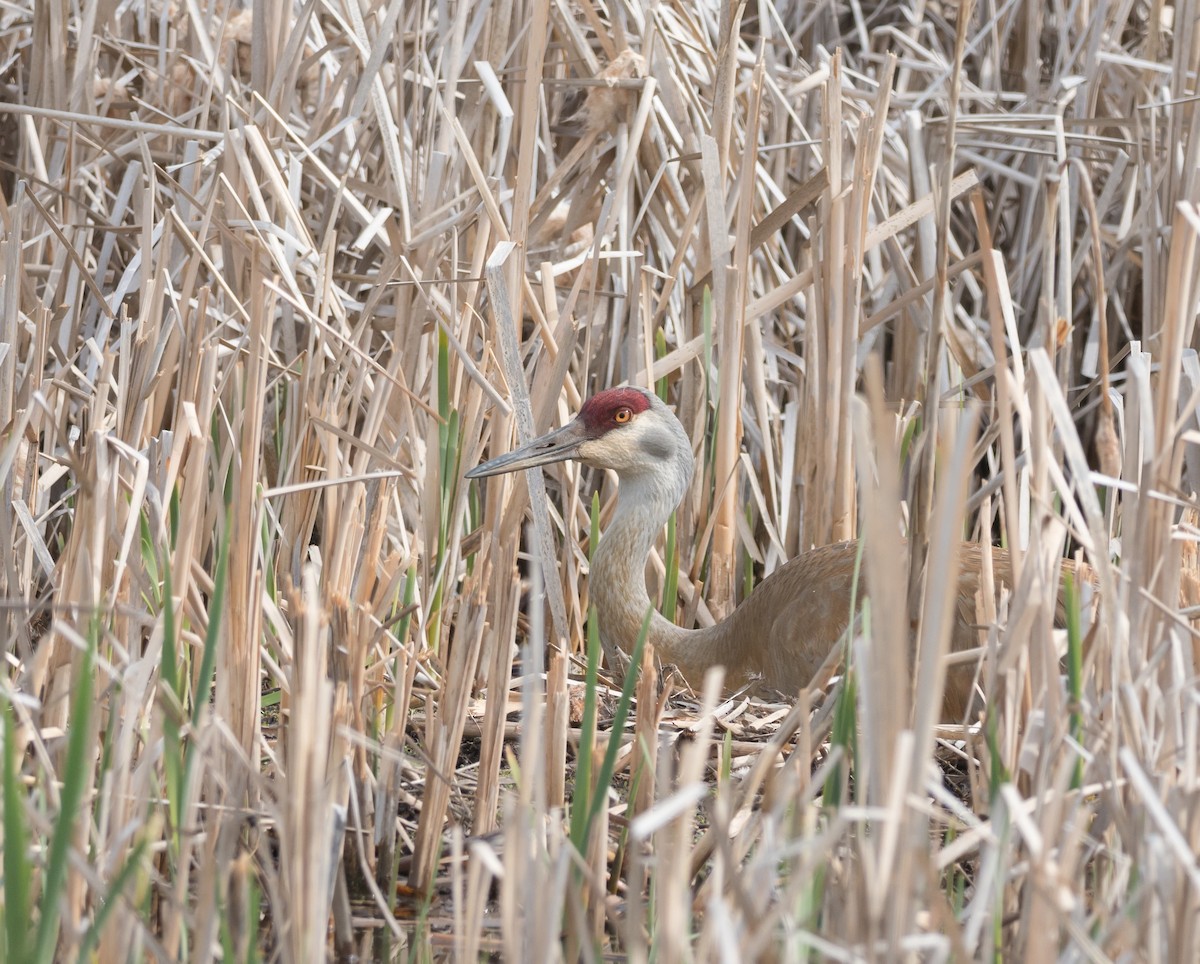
[613,407,633,424]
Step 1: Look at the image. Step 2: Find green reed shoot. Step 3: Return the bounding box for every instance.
[31,620,97,963]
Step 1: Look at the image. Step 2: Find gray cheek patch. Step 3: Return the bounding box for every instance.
[641,431,674,460]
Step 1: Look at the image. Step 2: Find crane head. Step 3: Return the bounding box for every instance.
[466,387,688,480]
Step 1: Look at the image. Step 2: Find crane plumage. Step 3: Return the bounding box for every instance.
[466,387,1083,719]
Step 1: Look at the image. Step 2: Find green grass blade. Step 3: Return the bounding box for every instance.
[3,702,31,962]
[32,621,97,964]
[570,493,605,850]
[662,511,678,618]
[654,329,669,401]
[160,554,184,837]
[1063,570,1084,789]
[570,604,603,851]
[191,510,230,731]
[581,607,650,849]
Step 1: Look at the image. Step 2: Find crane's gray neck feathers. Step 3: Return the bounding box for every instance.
[589,421,746,687]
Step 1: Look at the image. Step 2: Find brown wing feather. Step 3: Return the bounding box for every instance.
[717,541,1096,720]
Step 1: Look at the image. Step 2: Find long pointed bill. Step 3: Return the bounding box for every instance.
[465,420,590,479]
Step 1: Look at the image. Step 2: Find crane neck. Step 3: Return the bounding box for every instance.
[591,466,686,607]
[590,467,688,663]
[589,444,747,687]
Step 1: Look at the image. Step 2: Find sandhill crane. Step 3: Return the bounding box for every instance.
[467,386,1087,719]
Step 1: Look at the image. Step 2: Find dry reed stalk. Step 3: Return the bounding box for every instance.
[853,360,909,795]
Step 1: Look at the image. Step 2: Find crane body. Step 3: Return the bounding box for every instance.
[467,387,1087,719]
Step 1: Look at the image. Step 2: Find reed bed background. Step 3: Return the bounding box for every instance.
[2,0,1199,959]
